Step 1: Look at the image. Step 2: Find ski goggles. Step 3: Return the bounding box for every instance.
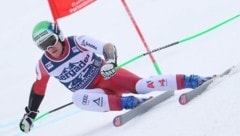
[37,34,59,51]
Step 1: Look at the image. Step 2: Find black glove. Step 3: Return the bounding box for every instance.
[19,107,38,133]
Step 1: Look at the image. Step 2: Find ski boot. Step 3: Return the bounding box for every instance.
[121,96,150,110]
[184,75,212,89]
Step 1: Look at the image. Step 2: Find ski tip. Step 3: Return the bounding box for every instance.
[179,94,188,105]
[113,116,121,127]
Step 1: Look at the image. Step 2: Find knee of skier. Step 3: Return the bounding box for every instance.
[135,75,178,94]
[135,78,153,94]
[72,89,110,112]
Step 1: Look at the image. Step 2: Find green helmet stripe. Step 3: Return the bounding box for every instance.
[32,21,52,40]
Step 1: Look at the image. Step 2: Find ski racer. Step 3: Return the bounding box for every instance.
[19,21,210,133]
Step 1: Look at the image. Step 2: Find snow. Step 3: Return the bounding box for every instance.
[1,0,240,136]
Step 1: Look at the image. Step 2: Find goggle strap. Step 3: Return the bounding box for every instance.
[53,23,60,35]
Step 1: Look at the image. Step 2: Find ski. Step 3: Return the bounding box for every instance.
[179,65,235,105]
[113,91,174,127]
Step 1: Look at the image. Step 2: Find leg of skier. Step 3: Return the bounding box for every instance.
[72,88,152,111]
[72,71,212,112]
[135,74,212,94]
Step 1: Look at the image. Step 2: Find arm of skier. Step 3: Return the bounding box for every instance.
[19,62,50,133]
[75,35,118,79]
[101,43,118,79]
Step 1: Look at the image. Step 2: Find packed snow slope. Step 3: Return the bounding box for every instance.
[0,0,240,136]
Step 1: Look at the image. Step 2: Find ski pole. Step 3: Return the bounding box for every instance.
[34,102,73,122]
[116,13,240,69]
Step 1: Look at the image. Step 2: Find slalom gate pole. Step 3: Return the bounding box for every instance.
[34,13,240,123]
[121,0,162,74]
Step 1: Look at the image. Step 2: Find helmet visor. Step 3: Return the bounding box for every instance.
[37,34,58,51]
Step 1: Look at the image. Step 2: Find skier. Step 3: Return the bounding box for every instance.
[19,21,210,133]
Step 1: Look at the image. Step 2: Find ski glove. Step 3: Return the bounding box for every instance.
[19,107,38,133]
[101,59,116,80]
